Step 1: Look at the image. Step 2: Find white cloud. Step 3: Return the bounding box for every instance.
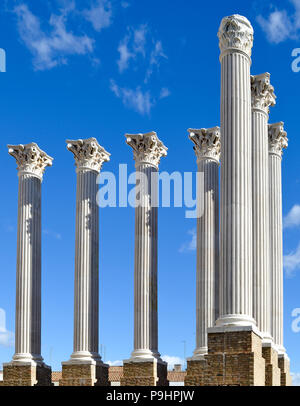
[121,1,130,8]
[283,242,300,276]
[83,0,112,32]
[257,0,300,43]
[161,355,184,370]
[283,205,300,228]
[291,372,300,385]
[0,309,14,348]
[145,40,167,82]
[43,229,62,240]
[160,87,171,99]
[179,229,197,253]
[117,24,147,72]
[106,360,122,366]
[110,79,152,115]
[13,3,95,70]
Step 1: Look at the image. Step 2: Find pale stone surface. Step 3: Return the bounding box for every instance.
[188,127,220,358]
[217,15,255,327]
[63,138,110,368]
[268,123,288,354]
[125,132,167,362]
[251,73,276,343]
[7,143,53,366]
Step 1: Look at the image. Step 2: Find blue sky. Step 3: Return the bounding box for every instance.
[0,0,300,385]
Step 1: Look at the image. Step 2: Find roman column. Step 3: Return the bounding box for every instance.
[121,132,168,386]
[268,123,288,352]
[251,73,276,341]
[3,143,53,386]
[268,122,292,385]
[188,127,220,357]
[216,15,255,327]
[60,138,110,386]
[251,75,282,386]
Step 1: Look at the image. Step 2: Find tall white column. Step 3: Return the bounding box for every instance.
[217,15,255,327]
[188,127,220,358]
[268,123,288,354]
[125,132,167,360]
[8,143,53,365]
[66,138,110,363]
[251,73,276,343]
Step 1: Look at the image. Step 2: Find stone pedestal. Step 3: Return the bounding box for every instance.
[121,359,168,386]
[60,138,110,386]
[278,355,292,386]
[185,327,265,386]
[2,363,52,386]
[60,361,109,386]
[261,345,281,386]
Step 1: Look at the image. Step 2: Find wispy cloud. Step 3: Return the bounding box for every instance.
[291,372,300,385]
[145,40,167,82]
[113,24,169,114]
[257,0,300,43]
[161,355,184,370]
[283,204,300,228]
[0,308,14,348]
[83,0,112,32]
[43,229,62,240]
[160,87,171,99]
[179,229,197,253]
[13,3,95,70]
[117,24,147,72]
[283,242,300,276]
[110,79,152,115]
[106,359,122,366]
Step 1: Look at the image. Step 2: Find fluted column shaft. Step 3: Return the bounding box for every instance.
[196,159,219,352]
[218,16,255,326]
[269,155,283,348]
[8,143,53,365]
[133,164,158,356]
[15,174,42,362]
[268,122,287,352]
[72,169,99,358]
[252,110,271,338]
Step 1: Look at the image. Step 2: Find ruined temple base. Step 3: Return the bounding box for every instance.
[185,326,266,386]
[261,344,281,386]
[121,358,169,386]
[2,362,52,386]
[278,354,292,386]
[59,360,109,386]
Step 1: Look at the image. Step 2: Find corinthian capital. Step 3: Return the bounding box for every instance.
[125,132,167,168]
[188,127,221,163]
[268,122,288,157]
[218,14,254,57]
[8,142,53,179]
[251,73,276,114]
[66,138,110,172]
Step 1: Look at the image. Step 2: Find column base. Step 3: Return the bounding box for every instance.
[278,353,292,386]
[185,326,266,386]
[2,361,52,386]
[261,344,281,386]
[60,360,110,386]
[121,358,169,386]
